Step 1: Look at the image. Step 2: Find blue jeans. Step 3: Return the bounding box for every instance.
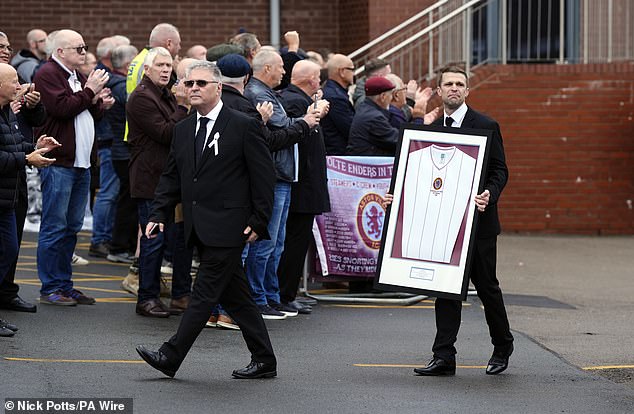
[245,181,291,305]
[0,209,19,285]
[137,200,192,302]
[37,166,90,294]
[91,148,120,245]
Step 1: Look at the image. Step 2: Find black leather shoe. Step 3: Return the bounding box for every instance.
[286,300,312,314]
[414,357,456,376]
[0,326,15,337]
[135,345,177,378]
[0,319,18,332]
[0,296,37,313]
[486,344,513,375]
[232,360,277,379]
[136,299,170,318]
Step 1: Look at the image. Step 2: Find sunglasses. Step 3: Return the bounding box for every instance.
[63,45,88,54]
[183,79,218,88]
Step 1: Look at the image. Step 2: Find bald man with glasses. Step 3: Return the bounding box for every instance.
[33,29,113,306]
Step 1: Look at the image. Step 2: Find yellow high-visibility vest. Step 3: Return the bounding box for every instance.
[123,48,149,141]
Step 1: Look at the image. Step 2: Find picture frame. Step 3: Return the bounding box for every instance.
[374,124,492,301]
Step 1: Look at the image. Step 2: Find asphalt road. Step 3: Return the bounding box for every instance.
[0,232,633,413]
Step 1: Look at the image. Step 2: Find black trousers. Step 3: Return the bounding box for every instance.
[160,238,276,369]
[109,159,137,254]
[0,172,27,302]
[432,236,513,362]
[277,212,315,304]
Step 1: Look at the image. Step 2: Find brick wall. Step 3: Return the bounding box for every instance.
[466,63,634,234]
[0,0,340,55]
[339,0,370,55]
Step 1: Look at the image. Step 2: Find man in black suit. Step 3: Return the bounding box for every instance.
[277,60,331,313]
[136,61,278,379]
[414,66,514,376]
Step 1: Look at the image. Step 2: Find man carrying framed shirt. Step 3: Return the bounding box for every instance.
[416,66,513,376]
[384,66,513,376]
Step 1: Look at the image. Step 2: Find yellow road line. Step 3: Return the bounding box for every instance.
[95,298,136,303]
[72,286,130,294]
[583,365,634,370]
[325,303,470,309]
[354,363,486,369]
[17,277,123,283]
[326,305,435,309]
[4,357,143,364]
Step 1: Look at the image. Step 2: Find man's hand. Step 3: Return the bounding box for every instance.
[256,101,274,124]
[423,106,441,125]
[406,79,418,100]
[145,222,164,239]
[26,148,56,168]
[383,193,394,209]
[284,31,300,52]
[244,226,259,243]
[316,99,330,118]
[10,100,22,114]
[35,135,61,152]
[474,189,490,212]
[302,106,321,129]
[174,81,190,108]
[415,86,433,103]
[23,83,41,108]
[85,68,109,96]
[96,88,115,109]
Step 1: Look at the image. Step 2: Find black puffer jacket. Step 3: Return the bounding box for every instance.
[0,106,35,209]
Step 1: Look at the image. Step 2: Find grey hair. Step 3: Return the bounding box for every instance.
[44,30,59,58]
[143,47,172,67]
[251,50,280,73]
[230,33,259,55]
[96,37,116,59]
[185,60,221,81]
[0,32,6,39]
[149,23,179,46]
[220,75,246,85]
[112,45,139,70]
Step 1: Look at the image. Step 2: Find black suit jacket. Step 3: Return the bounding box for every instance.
[432,106,508,238]
[150,104,276,247]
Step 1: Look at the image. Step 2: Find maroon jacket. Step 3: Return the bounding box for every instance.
[33,58,104,167]
[127,75,188,200]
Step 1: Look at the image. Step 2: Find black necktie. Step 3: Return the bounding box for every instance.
[195,117,210,165]
[445,116,454,128]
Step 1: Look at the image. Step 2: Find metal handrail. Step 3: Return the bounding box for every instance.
[348,0,449,60]
[354,0,482,76]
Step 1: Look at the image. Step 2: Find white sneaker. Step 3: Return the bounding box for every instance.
[71,253,89,266]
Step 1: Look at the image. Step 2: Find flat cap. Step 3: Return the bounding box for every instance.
[365,76,395,96]
[217,53,251,78]
[206,43,243,62]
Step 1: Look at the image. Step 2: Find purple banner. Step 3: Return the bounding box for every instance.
[313,156,393,278]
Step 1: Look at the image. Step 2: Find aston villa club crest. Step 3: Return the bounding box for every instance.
[433,177,443,190]
[356,193,385,250]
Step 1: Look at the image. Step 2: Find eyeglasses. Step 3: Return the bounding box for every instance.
[36,39,47,44]
[341,67,355,71]
[63,45,88,54]
[183,79,218,88]
[0,44,14,53]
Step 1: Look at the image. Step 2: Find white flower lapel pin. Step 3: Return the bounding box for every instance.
[208,132,220,156]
